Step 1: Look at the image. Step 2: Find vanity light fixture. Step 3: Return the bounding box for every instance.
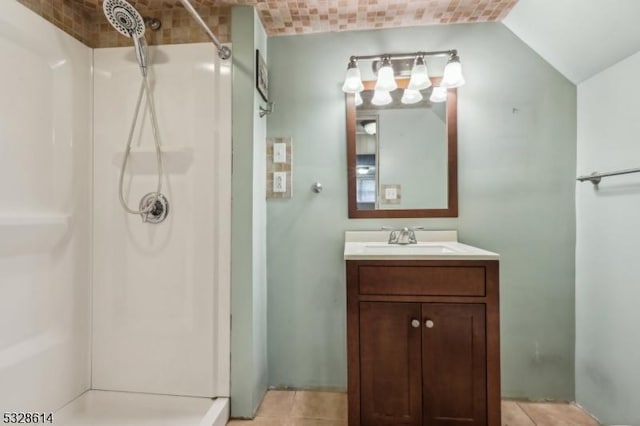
[375,56,397,92]
[429,86,448,103]
[342,58,365,93]
[354,91,363,106]
[441,53,465,88]
[401,89,423,105]
[341,49,464,105]
[371,89,393,106]
[407,55,431,90]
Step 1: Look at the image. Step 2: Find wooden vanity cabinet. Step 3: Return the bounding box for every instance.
[346,260,500,426]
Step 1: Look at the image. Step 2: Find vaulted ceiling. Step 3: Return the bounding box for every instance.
[503,0,640,83]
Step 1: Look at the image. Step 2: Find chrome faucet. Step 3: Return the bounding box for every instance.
[383,226,423,245]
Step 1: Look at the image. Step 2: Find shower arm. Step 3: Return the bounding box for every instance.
[178,0,231,60]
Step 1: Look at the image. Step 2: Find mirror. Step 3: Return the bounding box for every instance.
[346,78,458,218]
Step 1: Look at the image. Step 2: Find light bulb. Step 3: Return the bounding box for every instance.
[429,86,447,103]
[354,91,363,106]
[441,54,465,88]
[407,56,431,90]
[342,59,364,93]
[401,89,423,105]
[371,89,392,106]
[375,57,397,92]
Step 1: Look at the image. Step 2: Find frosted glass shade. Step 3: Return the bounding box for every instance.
[375,65,397,92]
[371,90,392,106]
[442,60,465,88]
[429,86,447,103]
[401,89,423,105]
[407,59,431,90]
[342,66,364,93]
[354,91,363,106]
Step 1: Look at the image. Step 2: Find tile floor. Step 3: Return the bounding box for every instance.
[228,390,601,426]
[502,400,600,426]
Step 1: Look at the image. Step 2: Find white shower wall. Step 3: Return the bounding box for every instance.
[92,44,231,397]
[0,1,92,412]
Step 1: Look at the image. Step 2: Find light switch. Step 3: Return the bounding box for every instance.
[273,143,286,163]
[385,187,397,200]
[274,172,287,193]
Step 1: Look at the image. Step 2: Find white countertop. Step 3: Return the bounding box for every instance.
[344,230,500,261]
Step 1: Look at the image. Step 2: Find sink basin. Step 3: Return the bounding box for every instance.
[363,243,456,254]
[344,230,499,260]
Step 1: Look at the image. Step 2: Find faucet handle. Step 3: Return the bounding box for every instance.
[382,226,401,244]
[382,226,422,244]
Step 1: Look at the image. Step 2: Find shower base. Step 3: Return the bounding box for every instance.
[54,390,229,426]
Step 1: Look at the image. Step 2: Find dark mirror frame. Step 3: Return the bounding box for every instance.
[346,78,458,218]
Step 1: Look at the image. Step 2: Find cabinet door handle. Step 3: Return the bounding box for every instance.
[411,319,420,328]
[425,320,435,329]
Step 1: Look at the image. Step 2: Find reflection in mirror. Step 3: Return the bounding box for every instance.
[347,78,458,218]
[355,117,378,210]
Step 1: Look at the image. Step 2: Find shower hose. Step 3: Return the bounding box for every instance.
[118,72,163,215]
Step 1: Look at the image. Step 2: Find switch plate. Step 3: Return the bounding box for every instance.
[273,172,287,193]
[273,142,286,163]
[385,187,397,200]
[267,137,292,199]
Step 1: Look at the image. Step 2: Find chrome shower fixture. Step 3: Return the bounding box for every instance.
[139,193,169,224]
[143,17,162,31]
[103,0,149,76]
[259,102,274,118]
[178,0,231,60]
[103,0,168,222]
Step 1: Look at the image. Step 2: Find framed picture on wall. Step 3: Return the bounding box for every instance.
[256,49,268,102]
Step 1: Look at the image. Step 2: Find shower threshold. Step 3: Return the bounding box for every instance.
[54,390,229,426]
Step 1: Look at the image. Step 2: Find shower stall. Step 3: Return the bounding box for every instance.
[0,1,231,425]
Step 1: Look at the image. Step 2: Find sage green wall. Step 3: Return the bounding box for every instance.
[230,5,268,418]
[266,23,577,399]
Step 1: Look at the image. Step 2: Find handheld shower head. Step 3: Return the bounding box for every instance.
[103,0,145,38]
[103,0,148,76]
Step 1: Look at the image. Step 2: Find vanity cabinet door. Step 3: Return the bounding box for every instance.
[347,260,499,426]
[422,304,487,426]
[359,302,423,426]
